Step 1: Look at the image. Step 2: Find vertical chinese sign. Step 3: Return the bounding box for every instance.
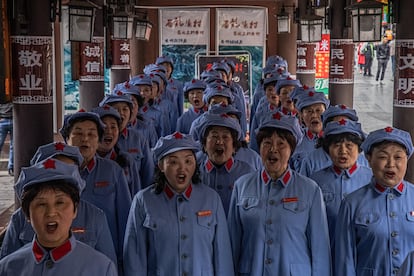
[315,34,330,95]
[216,7,267,96]
[111,39,130,69]
[11,36,52,104]
[159,8,210,83]
[394,40,414,107]
[296,42,316,82]
[329,39,354,85]
[79,38,104,81]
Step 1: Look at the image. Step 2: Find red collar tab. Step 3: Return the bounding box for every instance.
[205,158,234,172]
[333,163,358,176]
[374,181,405,194]
[32,237,72,263]
[164,183,193,199]
[86,157,96,172]
[281,169,291,186]
[121,127,128,137]
[306,129,315,140]
[262,170,270,184]
[110,149,117,160]
[205,159,214,172]
[224,157,234,171]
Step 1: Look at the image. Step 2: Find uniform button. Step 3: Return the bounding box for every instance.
[265,258,272,264]
[181,234,187,240]
[390,212,396,218]
[269,199,275,205]
[266,219,272,225]
[182,272,188,276]
[45,259,54,269]
[392,249,399,255]
[181,254,188,259]
[180,216,186,222]
[389,194,395,200]
[178,197,184,203]
[391,231,398,237]
[267,239,273,245]
[217,185,223,190]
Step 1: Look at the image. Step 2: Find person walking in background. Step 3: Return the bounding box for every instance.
[357,43,366,74]
[363,42,374,77]
[0,102,13,176]
[389,37,395,79]
[375,37,391,84]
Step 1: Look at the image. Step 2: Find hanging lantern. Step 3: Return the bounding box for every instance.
[68,1,96,42]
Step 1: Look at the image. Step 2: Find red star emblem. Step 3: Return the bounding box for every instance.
[43,159,56,169]
[340,104,347,109]
[103,105,111,110]
[338,119,347,125]
[217,86,223,91]
[221,113,230,118]
[384,126,393,133]
[277,68,283,73]
[124,81,130,89]
[78,108,86,112]
[173,132,183,139]
[308,91,314,97]
[192,79,196,83]
[54,142,65,151]
[116,91,123,96]
[272,112,282,120]
[303,85,309,90]
[287,76,292,80]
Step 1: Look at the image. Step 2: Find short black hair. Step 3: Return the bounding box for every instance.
[21,180,80,220]
[256,127,297,154]
[320,133,364,154]
[200,126,242,153]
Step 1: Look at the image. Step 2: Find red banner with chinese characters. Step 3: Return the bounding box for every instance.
[80,38,104,81]
[296,42,316,73]
[394,40,414,107]
[111,39,130,69]
[329,39,354,84]
[11,36,53,104]
[316,34,330,79]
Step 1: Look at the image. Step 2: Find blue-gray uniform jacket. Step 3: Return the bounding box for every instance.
[228,168,332,276]
[229,82,247,135]
[249,81,265,131]
[199,157,255,215]
[102,148,142,197]
[335,179,414,276]
[154,97,177,133]
[249,103,280,153]
[300,147,369,177]
[0,200,117,265]
[0,235,117,276]
[291,128,322,171]
[80,156,132,263]
[129,117,158,148]
[164,77,184,116]
[123,184,235,276]
[309,163,372,247]
[399,251,414,276]
[117,127,154,188]
[139,103,170,137]
[176,106,208,134]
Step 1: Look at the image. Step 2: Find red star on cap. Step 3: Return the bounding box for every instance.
[192,79,196,83]
[384,126,393,133]
[54,142,65,151]
[103,105,111,110]
[287,76,293,80]
[340,104,347,109]
[116,91,123,96]
[272,112,282,120]
[172,132,183,139]
[308,91,314,97]
[43,159,56,169]
[220,113,230,118]
[78,108,86,112]
[303,85,309,90]
[124,81,130,89]
[338,119,347,125]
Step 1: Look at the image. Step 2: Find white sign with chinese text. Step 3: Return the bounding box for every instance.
[160,8,210,45]
[217,8,267,47]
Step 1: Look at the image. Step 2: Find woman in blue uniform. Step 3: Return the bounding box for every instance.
[0,142,117,265]
[123,132,234,276]
[334,126,414,275]
[0,159,117,275]
[227,112,332,275]
[309,119,372,249]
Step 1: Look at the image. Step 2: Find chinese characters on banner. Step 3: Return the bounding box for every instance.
[111,39,130,69]
[296,42,316,74]
[216,8,265,47]
[11,36,53,104]
[80,38,104,81]
[329,39,354,84]
[394,40,414,107]
[159,8,210,82]
[315,34,330,95]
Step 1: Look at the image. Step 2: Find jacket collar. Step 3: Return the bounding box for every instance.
[164,183,193,200]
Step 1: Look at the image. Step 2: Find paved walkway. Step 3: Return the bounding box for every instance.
[0,60,395,238]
